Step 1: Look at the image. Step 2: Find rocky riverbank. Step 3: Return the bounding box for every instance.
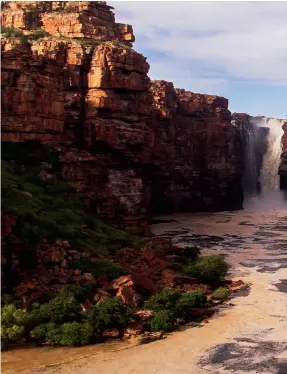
[3,208,285,374]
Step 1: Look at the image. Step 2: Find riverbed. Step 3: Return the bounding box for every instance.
[2,207,287,374]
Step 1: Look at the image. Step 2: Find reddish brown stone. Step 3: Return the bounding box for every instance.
[124,322,143,336]
[102,328,120,339]
[228,279,246,292]
[116,285,138,307]
[110,274,156,295]
[135,310,153,321]
[161,269,198,286]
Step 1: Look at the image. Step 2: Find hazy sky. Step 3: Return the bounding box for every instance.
[110,1,287,118]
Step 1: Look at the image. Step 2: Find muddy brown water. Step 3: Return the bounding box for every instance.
[2,207,287,374]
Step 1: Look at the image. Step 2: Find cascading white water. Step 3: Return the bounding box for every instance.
[256,118,284,192]
[244,117,287,210]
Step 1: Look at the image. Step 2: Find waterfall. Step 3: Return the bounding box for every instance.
[253,118,284,193]
[233,114,287,210]
[246,116,287,209]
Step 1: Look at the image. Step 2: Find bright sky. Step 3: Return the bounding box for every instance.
[110,1,287,119]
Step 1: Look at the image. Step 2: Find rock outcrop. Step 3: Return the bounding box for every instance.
[150,82,243,212]
[1,1,243,233]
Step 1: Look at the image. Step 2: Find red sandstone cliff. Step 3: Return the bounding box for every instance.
[150,82,243,212]
[1,1,243,233]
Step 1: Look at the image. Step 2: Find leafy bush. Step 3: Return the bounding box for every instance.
[1,294,21,307]
[1,325,25,350]
[213,287,230,300]
[47,293,82,324]
[61,285,95,303]
[28,29,50,40]
[180,246,201,261]
[32,322,60,344]
[175,291,207,316]
[145,288,181,312]
[89,298,134,334]
[1,26,24,38]
[71,258,127,280]
[1,304,29,349]
[60,322,93,346]
[150,310,175,332]
[26,292,82,328]
[183,255,228,285]
[32,319,93,347]
[26,303,51,328]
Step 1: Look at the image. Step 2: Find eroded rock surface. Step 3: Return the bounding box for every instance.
[1,1,243,234]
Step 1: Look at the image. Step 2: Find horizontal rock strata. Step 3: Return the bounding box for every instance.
[1,1,243,233]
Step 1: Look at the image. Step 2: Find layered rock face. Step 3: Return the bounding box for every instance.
[1,1,243,233]
[1,1,151,233]
[150,82,243,212]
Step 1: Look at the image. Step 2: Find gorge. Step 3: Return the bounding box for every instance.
[1,1,287,372]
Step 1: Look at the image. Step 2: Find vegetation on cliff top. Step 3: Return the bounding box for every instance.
[1,27,50,43]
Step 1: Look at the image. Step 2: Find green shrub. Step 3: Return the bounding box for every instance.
[59,322,93,346]
[28,29,50,40]
[175,291,207,316]
[180,246,201,261]
[150,310,175,332]
[89,298,133,334]
[33,321,93,346]
[36,322,62,345]
[183,255,228,285]
[1,294,21,307]
[1,325,25,350]
[213,287,230,300]
[1,26,24,38]
[48,294,82,324]
[1,304,29,349]
[71,258,127,280]
[27,303,51,328]
[1,304,28,327]
[145,288,181,312]
[62,285,95,303]
[32,322,58,343]
[26,293,82,327]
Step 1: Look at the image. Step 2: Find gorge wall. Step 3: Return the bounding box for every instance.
[1,1,243,233]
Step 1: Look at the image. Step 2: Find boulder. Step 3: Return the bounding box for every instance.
[136,310,154,321]
[116,285,142,307]
[124,322,143,337]
[110,274,157,295]
[102,328,120,339]
[161,269,198,286]
[228,280,246,292]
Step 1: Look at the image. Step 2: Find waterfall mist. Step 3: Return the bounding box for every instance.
[244,117,287,210]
